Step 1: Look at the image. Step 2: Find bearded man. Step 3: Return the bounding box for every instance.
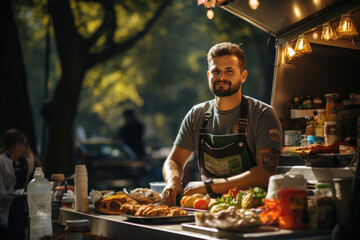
[162,42,282,205]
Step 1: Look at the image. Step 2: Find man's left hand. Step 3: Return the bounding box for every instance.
[183,181,207,196]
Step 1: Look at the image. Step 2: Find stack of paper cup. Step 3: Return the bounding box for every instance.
[75,165,88,212]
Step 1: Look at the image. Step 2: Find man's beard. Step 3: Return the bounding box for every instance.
[211,80,241,97]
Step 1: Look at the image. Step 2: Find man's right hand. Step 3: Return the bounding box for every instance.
[162,177,183,206]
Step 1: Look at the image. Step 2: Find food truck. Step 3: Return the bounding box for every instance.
[57,0,359,239]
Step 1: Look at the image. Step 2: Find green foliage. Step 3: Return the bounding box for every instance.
[15,0,273,148]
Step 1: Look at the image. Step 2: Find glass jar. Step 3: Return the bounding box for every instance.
[65,219,91,240]
[315,183,336,229]
[62,195,75,208]
[324,121,338,146]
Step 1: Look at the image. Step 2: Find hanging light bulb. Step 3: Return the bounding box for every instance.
[249,0,260,10]
[321,22,335,41]
[206,8,214,19]
[294,34,312,55]
[284,42,296,61]
[336,13,359,39]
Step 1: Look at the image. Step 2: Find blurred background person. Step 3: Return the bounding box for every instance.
[0,128,41,240]
[117,109,145,159]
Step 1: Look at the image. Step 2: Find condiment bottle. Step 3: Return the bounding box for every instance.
[305,116,315,136]
[325,93,339,121]
[315,183,336,229]
[65,219,91,240]
[314,109,325,138]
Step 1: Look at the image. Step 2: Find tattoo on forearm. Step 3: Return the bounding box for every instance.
[258,149,279,173]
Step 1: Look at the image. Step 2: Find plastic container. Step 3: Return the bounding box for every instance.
[27,167,53,239]
[315,183,336,229]
[65,219,91,240]
[149,182,166,196]
[276,189,309,230]
[266,173,307,199]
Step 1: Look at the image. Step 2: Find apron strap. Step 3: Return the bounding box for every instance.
[237,96,248,135]
[200,101,214,135]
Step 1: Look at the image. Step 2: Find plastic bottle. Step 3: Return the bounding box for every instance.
[315,183,336,229]
[27,167,53,239]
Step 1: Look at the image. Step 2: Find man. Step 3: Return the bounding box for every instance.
[117,109,145,158]
[162,42,282,206]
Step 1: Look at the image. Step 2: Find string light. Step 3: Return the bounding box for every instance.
[248,0,260,10]
[336,13,359,39]
[206,8,214,19]
[294,34,312,55]
[284,42,297,61]
[321,22,335,41]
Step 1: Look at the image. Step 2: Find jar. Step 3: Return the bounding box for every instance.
[307,197,318,229]
[315,183,336,229]
[65,219,91,240]
[324,121,338,146]
[334,178,352,226]
[276,189,309,230]
[62,195,75,208]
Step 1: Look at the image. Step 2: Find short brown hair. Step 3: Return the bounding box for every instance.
[1,129,26,152]
[207,42,246,71]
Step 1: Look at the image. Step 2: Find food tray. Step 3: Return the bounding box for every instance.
[180,207,209,212]
[300,153,354,167]
[181,223,278,238]
[123,213,194,224]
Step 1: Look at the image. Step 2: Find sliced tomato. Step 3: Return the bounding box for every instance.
[228,188,239,198]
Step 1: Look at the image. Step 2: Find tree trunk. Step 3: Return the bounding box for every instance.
[44,0,172,176]
[44,68,85,176]
[1,0,37,153]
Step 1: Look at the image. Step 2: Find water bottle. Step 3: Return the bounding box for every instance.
[27,167,53,239]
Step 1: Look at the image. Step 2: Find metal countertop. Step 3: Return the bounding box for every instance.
[58,207,332,240]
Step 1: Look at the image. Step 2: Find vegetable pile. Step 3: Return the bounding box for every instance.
[209,187,266,213]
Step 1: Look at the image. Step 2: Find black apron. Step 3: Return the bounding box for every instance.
[198,96,256,179]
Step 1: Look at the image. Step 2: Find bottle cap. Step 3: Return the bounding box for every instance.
[51,173,65,182]
[34,167,45,179]
[315,183,332,189]
[66,219,90,227]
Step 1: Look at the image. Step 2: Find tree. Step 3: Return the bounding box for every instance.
[0,0,37,152]
[43,0,172,176]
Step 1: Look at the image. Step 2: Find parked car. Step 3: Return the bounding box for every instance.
[76,137,137,163]
[75,138,145,191]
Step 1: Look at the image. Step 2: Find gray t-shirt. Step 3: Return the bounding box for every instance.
[174,96,282,161]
